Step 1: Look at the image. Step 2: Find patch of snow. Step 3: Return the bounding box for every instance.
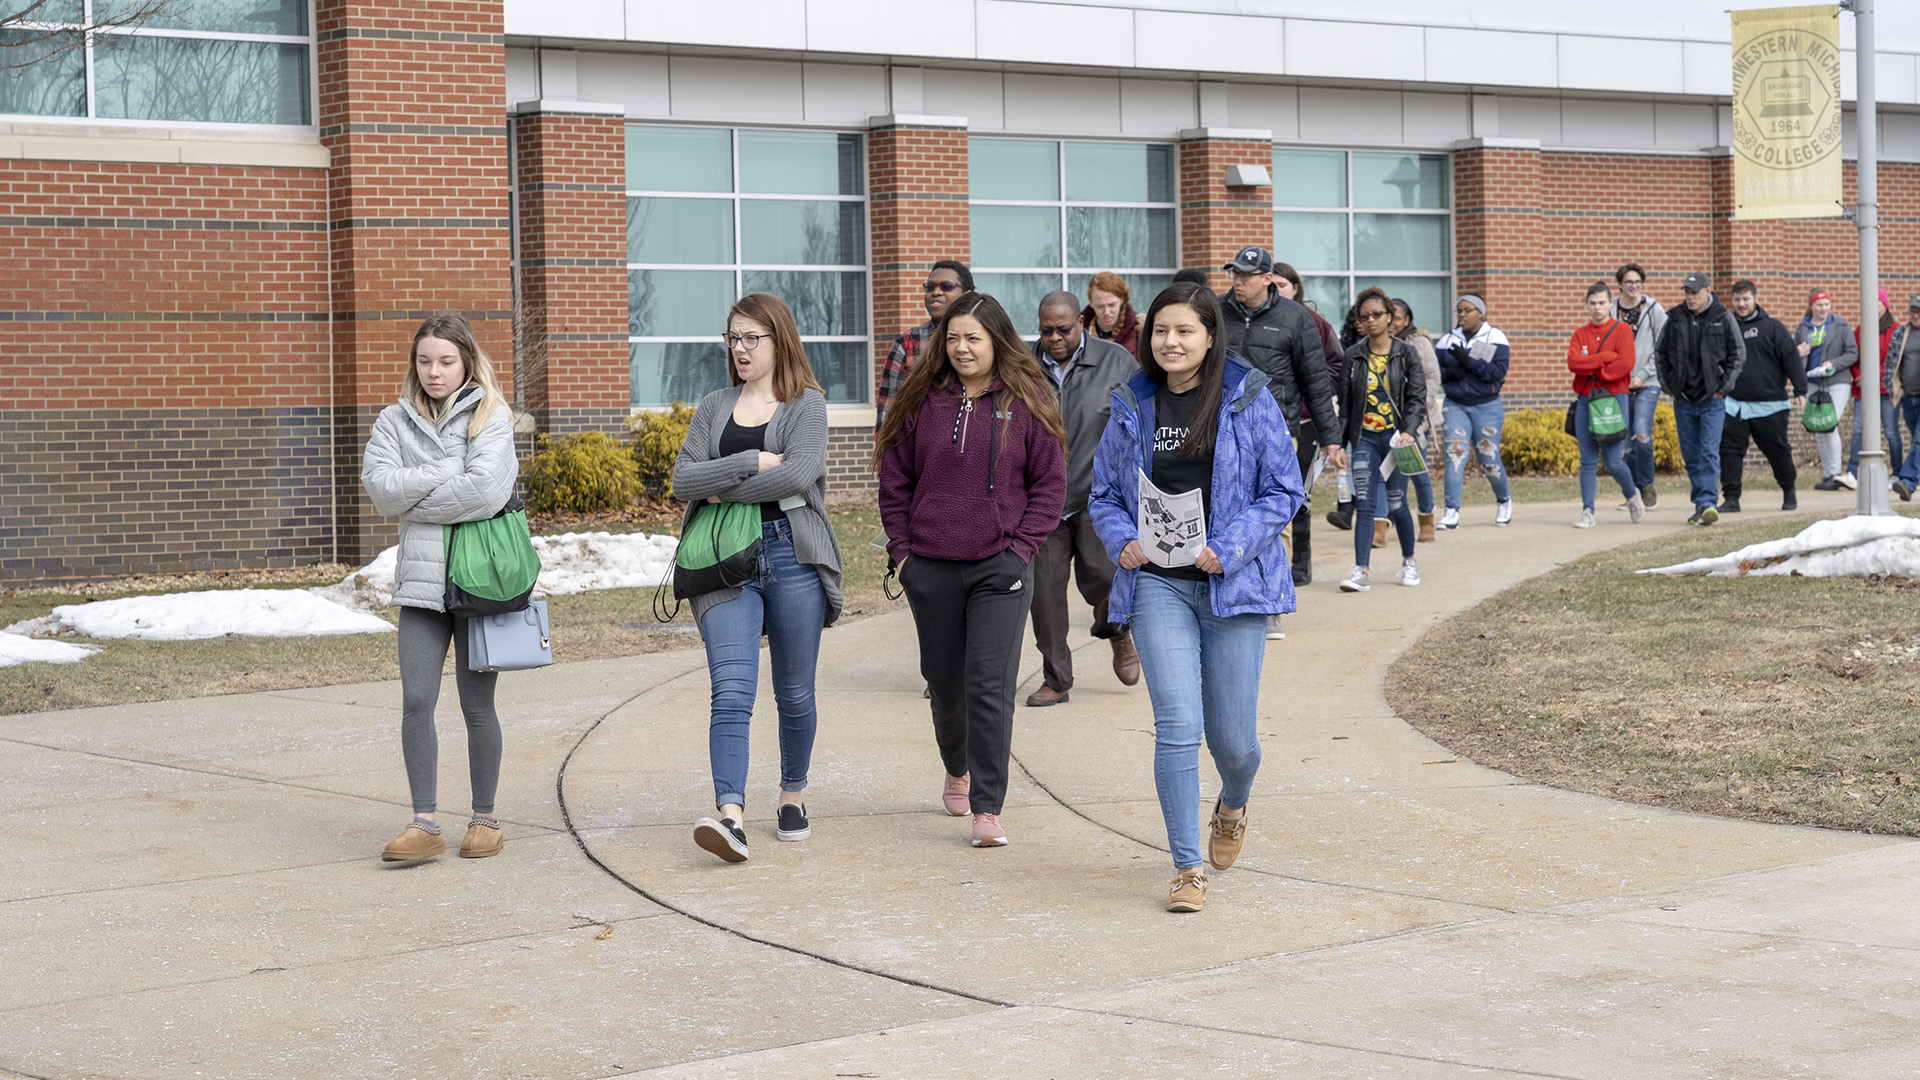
[533,531,679,595]
[311,545,397,613]
[6,589,395,641]
[1640,515,1920,578]
[0,633,101,667]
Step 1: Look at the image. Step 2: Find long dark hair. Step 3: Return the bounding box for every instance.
[1139,283,1228,459]
[870,292,1066,466]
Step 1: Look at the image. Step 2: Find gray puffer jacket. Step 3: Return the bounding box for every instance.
[361,386,519,612]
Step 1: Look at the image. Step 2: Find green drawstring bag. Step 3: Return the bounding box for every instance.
[444,495,541,618]
[1586,392,1628,443]
[1802,389,1840,433]
[672,500,762,600]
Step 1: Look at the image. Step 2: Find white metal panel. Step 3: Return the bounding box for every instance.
[977,1,1133,66]
[621,0,804,50]
[1654,102,1716,150]
[1426,27,1556,88]
[807,0,977,60]
[506,48,540,108]
[539,50,580,101]
[1286,19,1423,83]
[1842,50,1856,101]
[670,58,805,123]
[1884,114,1920,163]
[1228,83,1298,140]
[1298,87,1404,146]
[576,52,670,118]
[1683,40,1732,97]
[1875,51,1917,106]
[1402,91,1471,147]
[1560,99,1654,148]
[505,0,622,38]
[1120,79,1196,136]
[1715,104,1733,147]
[1003,73,1122,135]
[1133,9,1284,76]
[924,69,1004,130]
[1557,34,1684,95]
[804,63,889,126]
[1496,96,1562,143]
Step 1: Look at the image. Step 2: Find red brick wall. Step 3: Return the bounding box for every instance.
[1179,136,1275,293]
[866,123,970,389]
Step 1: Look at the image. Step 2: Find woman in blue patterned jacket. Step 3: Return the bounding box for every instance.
[1088,282,1305,914]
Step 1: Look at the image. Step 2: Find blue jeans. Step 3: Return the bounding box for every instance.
[1441,398,1511,509]
[1671,398,1726,509]
[1130,572,1266,872]
[1848,394,1902,477]
[1351,427,1414,567]
[1628,385,1661,489]
[1576,392,1635,511]
[1897,395,1920,483]
[1376,445,1435,515]
[697,520,827,809]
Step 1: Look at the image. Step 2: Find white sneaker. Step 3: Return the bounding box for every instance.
[1574,508,1595,528]
[1339,565,1371,592]
[1627,492,1646,523]
[1438,508,1460,529]
[1396,559,1421,587]
[1495,500,1514,526]
[1839,471,1858,490]
[1265,614,1284,640]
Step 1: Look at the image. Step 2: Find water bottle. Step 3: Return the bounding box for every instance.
[1336,464,1353,502]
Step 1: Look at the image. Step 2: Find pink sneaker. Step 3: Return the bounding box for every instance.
[970,812,1007,847]
[942,772,970,816]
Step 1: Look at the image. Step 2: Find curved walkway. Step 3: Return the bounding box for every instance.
[2,489,1914,1079]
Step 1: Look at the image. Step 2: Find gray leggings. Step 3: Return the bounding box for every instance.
[397,606,501,815]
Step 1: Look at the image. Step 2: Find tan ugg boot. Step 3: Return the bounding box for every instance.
[1372,519,1388,548]
[1418,512,1436,542]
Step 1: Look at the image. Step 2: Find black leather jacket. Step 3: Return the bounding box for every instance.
[1339,337,1428,446]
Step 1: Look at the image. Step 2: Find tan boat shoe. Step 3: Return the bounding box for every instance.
[1167,867,1208,912]
[1207,801,1247,871]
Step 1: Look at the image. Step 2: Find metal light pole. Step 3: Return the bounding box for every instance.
[1848,0,1894,515]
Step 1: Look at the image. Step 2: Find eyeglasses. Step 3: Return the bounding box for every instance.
[1038,324,1077,338]
[922,281,963,294]
[723,332,768,350]
[1620,278,1644,286]
[1358,309,1392,323]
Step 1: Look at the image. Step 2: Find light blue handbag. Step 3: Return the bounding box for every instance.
[467,599,553,672]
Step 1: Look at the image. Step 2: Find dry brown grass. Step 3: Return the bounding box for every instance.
[1388,509,1920,835]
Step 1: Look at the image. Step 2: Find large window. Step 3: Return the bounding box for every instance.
[969,138,1176,336]
[626,125,869,408]
[1272,149,1452,334]
[0,1,313,124]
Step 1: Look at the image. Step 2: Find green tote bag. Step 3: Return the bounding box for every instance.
[444,495,542,618]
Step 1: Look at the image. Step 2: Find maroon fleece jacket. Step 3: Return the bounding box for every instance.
[878,377,1067,566]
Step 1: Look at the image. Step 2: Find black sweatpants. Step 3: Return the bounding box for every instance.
[1720,408,1797,500]
[900,549,1035,815]
[1028,514,1120,693]
[1289,418,1318,574]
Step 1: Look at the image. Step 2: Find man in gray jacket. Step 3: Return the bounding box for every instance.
[1611,263,1667,506]
[1024,291,1141,706]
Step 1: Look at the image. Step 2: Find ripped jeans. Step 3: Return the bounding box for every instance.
[1441,398,1512,510]
[1628,385,1661,490]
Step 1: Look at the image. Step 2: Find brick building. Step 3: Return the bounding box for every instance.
[4,1,1919,581]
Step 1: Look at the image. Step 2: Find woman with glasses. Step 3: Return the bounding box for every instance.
[672,293,844,864]
[1337,289,1427,592]
[1434,293,1514,528]
[1611,264,1667,506]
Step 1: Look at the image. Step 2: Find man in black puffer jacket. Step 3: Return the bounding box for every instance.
[1657,271,1746,525]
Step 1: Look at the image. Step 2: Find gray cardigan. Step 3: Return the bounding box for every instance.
[670,385,844,628]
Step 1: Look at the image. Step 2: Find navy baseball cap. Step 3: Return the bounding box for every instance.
[1222,246,1273,274]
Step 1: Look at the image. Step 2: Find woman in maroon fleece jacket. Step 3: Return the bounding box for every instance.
[873,292,1068,848]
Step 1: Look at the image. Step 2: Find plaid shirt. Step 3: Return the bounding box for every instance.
[875,319,935,432]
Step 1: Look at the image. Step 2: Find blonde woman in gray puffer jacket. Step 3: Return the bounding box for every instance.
[361,312,518,863]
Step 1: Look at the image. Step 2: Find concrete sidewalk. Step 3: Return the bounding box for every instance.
[3,487,1914,1079]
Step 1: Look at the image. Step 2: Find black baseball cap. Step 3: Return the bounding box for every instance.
[1683,271,1712,293]
[1223,246,1273,274]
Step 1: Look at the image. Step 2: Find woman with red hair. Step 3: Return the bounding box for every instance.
[1082,272,1142,358]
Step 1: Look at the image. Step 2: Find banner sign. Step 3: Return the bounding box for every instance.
[1731,5,1845,220]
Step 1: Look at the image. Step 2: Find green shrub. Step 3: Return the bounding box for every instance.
[627,402,696,500]
[1499,407,1580,476]
[1652,400,1681,474]
[520,430,642,514]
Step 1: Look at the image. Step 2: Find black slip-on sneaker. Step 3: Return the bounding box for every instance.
[694,817,749,862]
[775,803,811,842]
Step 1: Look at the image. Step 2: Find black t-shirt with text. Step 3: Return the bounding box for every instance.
[1144,383,1214,582]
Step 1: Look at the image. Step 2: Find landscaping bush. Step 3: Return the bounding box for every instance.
[627,402,696,499]
[1652,400,1681,473]
[520,430,642,514]
[1499,407,1579,476]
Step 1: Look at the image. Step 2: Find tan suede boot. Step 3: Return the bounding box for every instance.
[1372,519,1388,548]
[1418,512,1436,542]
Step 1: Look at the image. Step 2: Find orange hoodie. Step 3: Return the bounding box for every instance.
[1567,318,1635,394]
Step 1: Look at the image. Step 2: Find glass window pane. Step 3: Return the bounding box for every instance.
[971,205,1060,269]
[1356,276,1452,338]
[739,131,862,196]
[1301,277,1349,325]
[1354,214,1450,272]
[628,197,733,265]
[969,139,1058,201]
[1273,211,1348,273]
[628,270,734,337]
[973,273,1060,338]
[1066,207,1174,270]
[740,200,864,266]
[1272,149,1346,208]
[799,341,868,405]
[1064,142,1174,203]
[101,0,306,34]
[93,36,309,124]
[1352,153,1448,210]
[0,30,85,116]
[741,270,867,337]
[627,126,730,193]
[630,342,729,409]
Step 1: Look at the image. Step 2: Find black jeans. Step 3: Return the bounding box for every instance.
[1028,514,1121,692]
[900,550,1035,815]
[1719,408,1796,499]
[1290,417,1318,571]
